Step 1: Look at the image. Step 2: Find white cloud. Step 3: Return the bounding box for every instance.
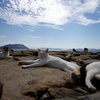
[23,35,43,39]
[77,15,100,25]
[0,0,100,29]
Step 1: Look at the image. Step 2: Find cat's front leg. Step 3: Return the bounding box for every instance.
[22,65,30,69]
[19,59,39,65]
[85,78,96,92]
[22,62,44,69]
[19,61,32,65]
[85,72,97,92]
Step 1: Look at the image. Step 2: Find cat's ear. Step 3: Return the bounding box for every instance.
[38,49,41,51]
[45,48,49,53]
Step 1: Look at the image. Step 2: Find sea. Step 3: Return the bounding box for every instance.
[13,48,100,52]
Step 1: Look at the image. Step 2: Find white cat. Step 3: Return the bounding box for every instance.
[85,61,100,91]
[19,49,80,74]
[0,47,13,59]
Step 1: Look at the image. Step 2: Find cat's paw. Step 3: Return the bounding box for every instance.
[22,65,28,69]
[88,86,97,92]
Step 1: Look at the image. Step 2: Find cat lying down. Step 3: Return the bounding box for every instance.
[74,61,100,92]
[85,61,100,91]
[19,49,100,92]
[19,48,81,74]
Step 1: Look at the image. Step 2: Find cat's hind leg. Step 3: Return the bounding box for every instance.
[85,72,97,92]
[63,68,72,72]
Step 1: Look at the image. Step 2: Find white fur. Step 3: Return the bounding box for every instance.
[20,49,80,73]
[85,61,100,91]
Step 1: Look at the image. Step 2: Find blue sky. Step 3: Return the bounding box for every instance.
[0,0,100,49]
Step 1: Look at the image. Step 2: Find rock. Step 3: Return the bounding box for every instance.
[79,92,100,100]
[13,52,28,57]
[13,57,20,61]
[48,87,82,99]
[0,81,3,99]
[54,97,77,100]
[76,60,99,68]
[89,55,100,59]
[74,87,89,95]
[73,52,81,56]
[21,68,78,99]
[32,51,38,56]
[39,88,80,100]
[55,55,67,61]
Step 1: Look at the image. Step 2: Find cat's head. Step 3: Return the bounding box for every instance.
[2,47,10,54]
[38,48,49,58]
[1,47,14,55]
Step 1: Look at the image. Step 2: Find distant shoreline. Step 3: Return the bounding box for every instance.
[14,48,100,52]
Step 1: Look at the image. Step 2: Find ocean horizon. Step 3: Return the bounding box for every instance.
[30,48,100,52]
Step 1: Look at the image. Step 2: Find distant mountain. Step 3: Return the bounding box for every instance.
[0,44,29,50]
[89,48,100,52]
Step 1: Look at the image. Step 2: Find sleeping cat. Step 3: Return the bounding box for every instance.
[19,48,80,74]
[85,61,100,91]
[0,47,13,59]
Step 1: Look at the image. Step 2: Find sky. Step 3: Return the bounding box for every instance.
[0,0,100,49]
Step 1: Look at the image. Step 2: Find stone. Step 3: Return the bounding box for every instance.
[0,81,3,99]
[48,87,82,99]
[79,92,100,100]
[54,97,77,100]
[21,68,78,99]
